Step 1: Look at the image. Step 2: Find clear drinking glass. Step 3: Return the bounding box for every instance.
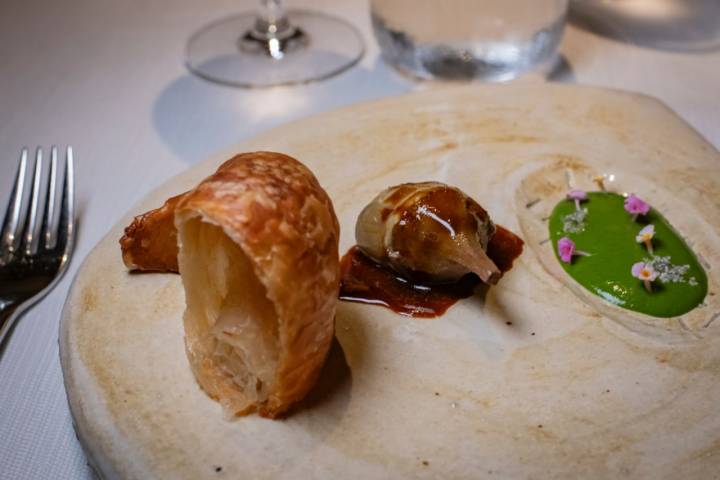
[371,0,568,82]
[186,1,364,88]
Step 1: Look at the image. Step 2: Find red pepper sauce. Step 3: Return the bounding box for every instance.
[339,225,524,318]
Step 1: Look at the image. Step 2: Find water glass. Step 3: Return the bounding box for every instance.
[371,0,568,82]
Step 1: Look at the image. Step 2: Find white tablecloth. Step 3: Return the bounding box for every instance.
[1,1,718,478]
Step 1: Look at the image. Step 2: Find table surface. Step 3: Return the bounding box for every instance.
[1,1,718,478]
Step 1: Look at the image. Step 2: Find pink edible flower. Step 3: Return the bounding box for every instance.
[566,189,587,211]
[631,261,658,292]
[624,194,650,221]
[557,237,589,264]
[635,224,655,255]
[631,262,657,280]
[558,237,575,263]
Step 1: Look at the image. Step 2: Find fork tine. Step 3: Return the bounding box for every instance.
[1,148,29,256]
[23,147,45,256]
[43,146,59,249]
[53,146,75,255]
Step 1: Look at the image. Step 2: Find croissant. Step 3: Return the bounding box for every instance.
[356,182,502,284]
[120,193,183,273]
[120,152,340,418]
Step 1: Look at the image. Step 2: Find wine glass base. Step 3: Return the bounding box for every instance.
[186,10,365,88]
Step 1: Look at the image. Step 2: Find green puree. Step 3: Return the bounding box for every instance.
[549,192,707,317]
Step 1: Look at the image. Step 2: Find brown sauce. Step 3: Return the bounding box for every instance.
[339,224,524,318]
[487,225,525,273]
[339,246,479,317]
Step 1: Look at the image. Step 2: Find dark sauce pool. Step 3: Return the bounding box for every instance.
[339,225,524,318]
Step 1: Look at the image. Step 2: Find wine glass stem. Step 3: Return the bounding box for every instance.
[254,0,293,40]
[258,0,284,25]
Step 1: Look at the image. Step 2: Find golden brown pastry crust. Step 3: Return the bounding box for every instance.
[175,152,339,418]
[119,193,183,273]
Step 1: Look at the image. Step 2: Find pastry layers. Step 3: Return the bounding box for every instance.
[121,152,340,418]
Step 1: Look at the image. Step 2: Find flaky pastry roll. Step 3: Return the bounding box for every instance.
[121,152,340,418]
[120,193,183,273]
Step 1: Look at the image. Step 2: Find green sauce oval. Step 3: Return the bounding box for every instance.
[549,192,707,318]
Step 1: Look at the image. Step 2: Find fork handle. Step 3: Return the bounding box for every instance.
[0,300,19,346]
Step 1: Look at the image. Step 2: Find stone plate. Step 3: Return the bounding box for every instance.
[60,84,720,480]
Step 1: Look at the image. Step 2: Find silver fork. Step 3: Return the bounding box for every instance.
[0,146,75,347]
